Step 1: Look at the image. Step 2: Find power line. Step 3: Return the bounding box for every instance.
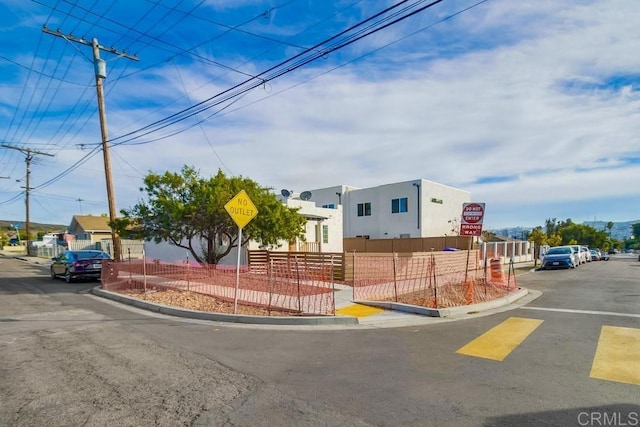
[105,0,436,142]
[6,0,487,199]
[0,55,93,86]
[108,0,446,147]
[36,0,273,80]
[4,0,363,163]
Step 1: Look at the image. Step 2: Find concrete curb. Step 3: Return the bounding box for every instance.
[354,287,529,318]
[91,287,360,326]
[0,253,44,264]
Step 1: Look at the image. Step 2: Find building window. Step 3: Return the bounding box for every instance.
[392,197,408,213]
[431,197,443,204]
[322,203,335,209]
[322,225,329,244]
[357,202,372,217]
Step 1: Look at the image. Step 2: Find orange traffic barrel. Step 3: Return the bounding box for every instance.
[490,258,505,285]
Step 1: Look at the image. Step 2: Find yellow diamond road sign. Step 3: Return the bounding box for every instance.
[224,190,258,228]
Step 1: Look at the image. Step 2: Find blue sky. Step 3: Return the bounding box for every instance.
[1,0,639,231]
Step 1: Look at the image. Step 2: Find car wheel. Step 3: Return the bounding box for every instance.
[50,267,57,279]
[65,269,73,283]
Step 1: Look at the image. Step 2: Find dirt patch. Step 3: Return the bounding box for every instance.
[119,289,298,317]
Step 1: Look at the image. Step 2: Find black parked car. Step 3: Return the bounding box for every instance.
[50,250,111,283]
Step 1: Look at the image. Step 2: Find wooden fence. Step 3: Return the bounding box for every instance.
[248,250,345,281]
[344,236,475,253]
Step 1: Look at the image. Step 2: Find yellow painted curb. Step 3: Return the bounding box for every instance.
[336,304,385,318]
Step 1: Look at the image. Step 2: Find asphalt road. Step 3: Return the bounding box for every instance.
[1,254,639,426]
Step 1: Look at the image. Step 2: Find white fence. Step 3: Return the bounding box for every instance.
[28,239,145,260]
[480,241,535,264]
[29,245,65,258]
[97,239,145,260]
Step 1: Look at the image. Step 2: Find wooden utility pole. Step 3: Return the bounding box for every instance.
[42,27,139,261]
[1,144,54,247]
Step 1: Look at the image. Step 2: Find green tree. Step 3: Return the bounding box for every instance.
[558,222,582,245]
[546,234,562,247]
[544,218,558,236]
[624,223,640,251]
[527,227,546,266]
[112,166,307,265]
[537,217,612,250]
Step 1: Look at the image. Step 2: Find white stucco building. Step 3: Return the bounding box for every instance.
[305,179,471,239]
[247,196,343,253]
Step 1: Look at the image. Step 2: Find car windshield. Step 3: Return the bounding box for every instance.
[546,247,571,255]
[74,251,106,260]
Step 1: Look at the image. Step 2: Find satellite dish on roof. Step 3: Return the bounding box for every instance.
[300,191,312,201]
[281,189,291,198]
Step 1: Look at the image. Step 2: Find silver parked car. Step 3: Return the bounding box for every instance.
[541,246,579,270]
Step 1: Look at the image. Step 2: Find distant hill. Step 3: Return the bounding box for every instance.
[1,220,67,235]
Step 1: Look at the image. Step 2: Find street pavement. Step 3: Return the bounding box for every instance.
[2,251,639,426]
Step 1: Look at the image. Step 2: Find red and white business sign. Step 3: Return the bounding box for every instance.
[459,202,485,236]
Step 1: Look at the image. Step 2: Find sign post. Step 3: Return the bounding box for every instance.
[459,203,486,291]
[224,190,258,314]
[11,223,22,245]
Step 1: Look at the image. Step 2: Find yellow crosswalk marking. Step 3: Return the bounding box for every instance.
[336,304,385,318]
[456,317,544,361]
[591,326,640,385]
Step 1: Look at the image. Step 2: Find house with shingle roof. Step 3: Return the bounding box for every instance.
[68,215,112,244]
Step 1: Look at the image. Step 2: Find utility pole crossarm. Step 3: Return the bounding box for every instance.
[42,26,139,61]
[1,144,54,158]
